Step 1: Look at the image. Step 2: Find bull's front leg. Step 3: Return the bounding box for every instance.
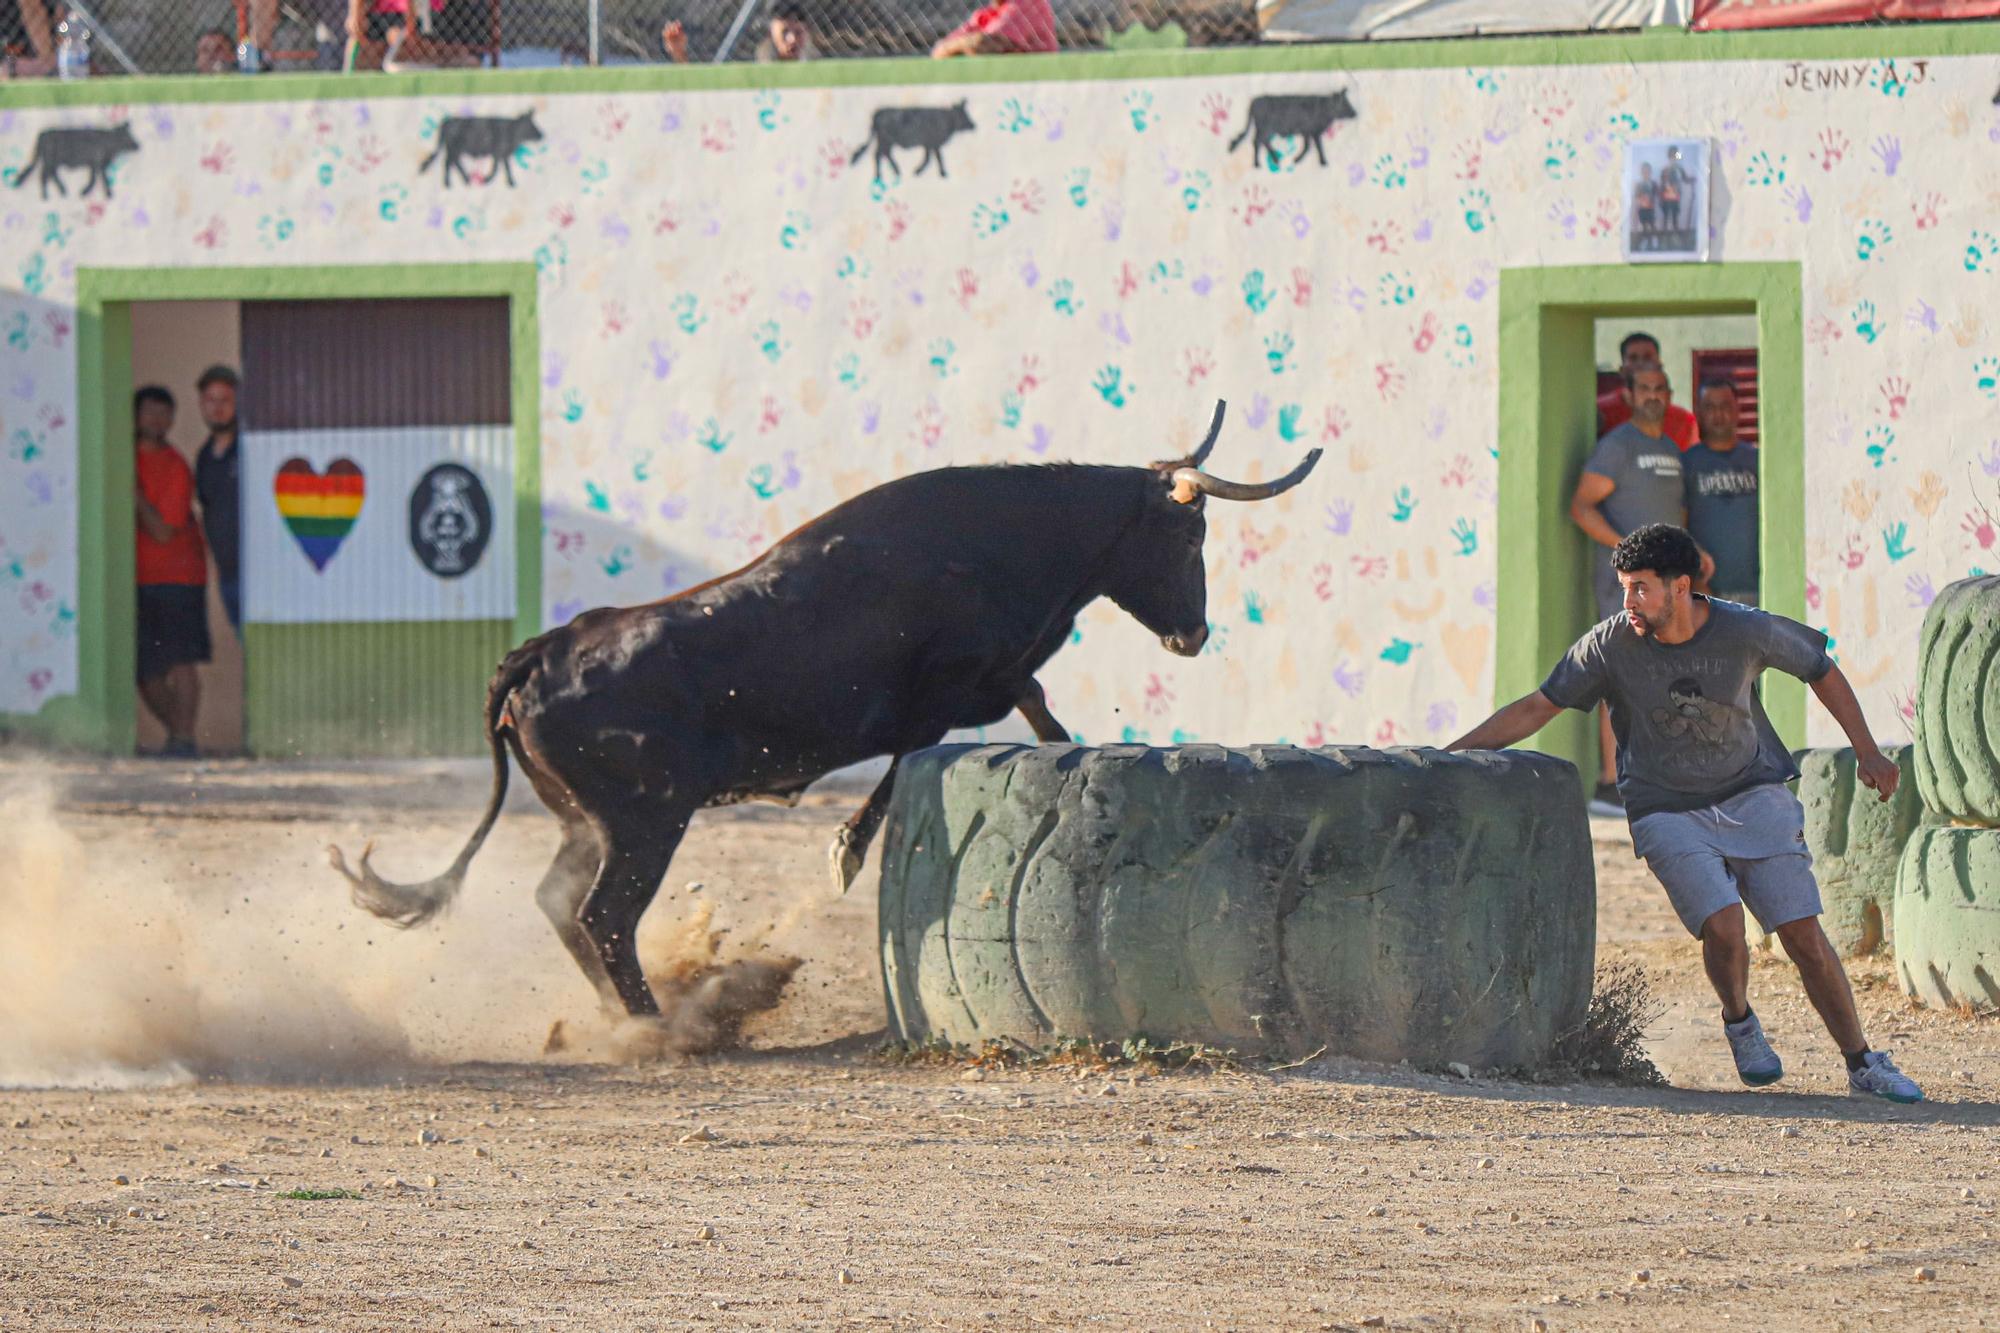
[830,760,900,896]
[1016,678,1071,743]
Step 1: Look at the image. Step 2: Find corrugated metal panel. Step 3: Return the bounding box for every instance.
[239,297,512,759]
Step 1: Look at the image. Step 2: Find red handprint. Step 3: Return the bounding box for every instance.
[1877,375,1909,420]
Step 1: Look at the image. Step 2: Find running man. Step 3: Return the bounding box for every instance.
[1446,524,1923,1102]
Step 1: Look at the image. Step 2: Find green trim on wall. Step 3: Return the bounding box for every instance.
[1497,262,1805,786]
[4,262,541,753]
[1,21,1996,109]
[245,619,516,757]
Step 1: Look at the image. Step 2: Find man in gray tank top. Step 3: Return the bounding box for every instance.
[1448,524,1923,1104]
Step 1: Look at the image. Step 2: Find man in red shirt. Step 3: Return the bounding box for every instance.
[931,0,1056,56]
[1598,331,1697,450]
[134,385,210,759]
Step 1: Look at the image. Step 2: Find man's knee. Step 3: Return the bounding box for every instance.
[1699,901,1747,944]
[1773,915,1832,962]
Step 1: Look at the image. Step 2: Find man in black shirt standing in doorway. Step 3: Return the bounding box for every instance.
[193,364,244,632]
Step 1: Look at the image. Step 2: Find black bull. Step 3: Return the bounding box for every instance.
[332,401,1320,1019]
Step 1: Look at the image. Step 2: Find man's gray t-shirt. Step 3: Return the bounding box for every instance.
[1682,442,1759,594]
[1540,598,1833,820]
[1583,422,1686,606]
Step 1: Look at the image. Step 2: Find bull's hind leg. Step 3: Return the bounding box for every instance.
[533,818,618,1010]
[578,804,696,1017]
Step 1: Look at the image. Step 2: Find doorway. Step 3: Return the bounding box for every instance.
[76,264,541,758]
[1494,263,1805,789]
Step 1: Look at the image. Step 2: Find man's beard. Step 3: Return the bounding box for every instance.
[1633,403,1666,426]
[1629,604,1671,636]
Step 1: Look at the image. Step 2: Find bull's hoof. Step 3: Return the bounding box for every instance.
[830,835,864,896]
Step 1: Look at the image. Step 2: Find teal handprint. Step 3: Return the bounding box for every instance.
[971,200,1011,236]
[1181,170,1210,212]
[1607,111,1639,138]
[928,338,958,379]
[1856,219,1892,262]
[1125,90,1154,132]
[1093,365,1132,408]
[1542,138,1576,181]
[755,89,783,131]
[1264,331,1295,376]
[1050,279,1081,316]
[1000,389,1023,430]
[748,464,780,499]
[999,98,1034,133]
[1377,272,1417,306]
[698,418,732,453]
[1067,167,1090,208]
[1369,154,1406,189]
[1459,188,1492,234]
[584,480,610,513]
[1446,323,1475,369]
[779,210,811,250]
[836,353,867,391]
[1865,424,1894,467]
[633,449,653,483]
[4,313,29,351]
[1450,517,1478,556]
[1852,300,1879,344]
[1276,403,1303,442]
[754,320,786,364]
[672,293,706,335]
[1243,592,1266,625]
[1976,356,2000,399]
[1968,230,1998,273]
[563,390,586,424]
[19,253,44,296]
[1242,270,1272,314]
[1380,638,1418,664]
[1747,150,1787,186]
[1883,522,1914,562]
[1391,487,1418,521]
[599,545,632,577]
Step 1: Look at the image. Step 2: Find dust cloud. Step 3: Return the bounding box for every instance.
[0,773,806,1089]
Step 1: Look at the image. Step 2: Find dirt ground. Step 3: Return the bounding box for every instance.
[1,754,1996,1331]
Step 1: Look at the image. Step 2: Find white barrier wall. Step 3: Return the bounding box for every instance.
[3,34,1997,748]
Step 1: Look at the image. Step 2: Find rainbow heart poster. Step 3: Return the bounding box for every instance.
[273,457,365,571]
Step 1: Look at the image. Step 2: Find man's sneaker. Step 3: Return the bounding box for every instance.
[1587,781,1625,819]
[1849,1050,1924,1104]
[1723,1010,1783,1086]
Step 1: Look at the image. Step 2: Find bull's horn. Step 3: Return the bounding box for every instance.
[1171,447,1323,504]
[1187,399,1227,468]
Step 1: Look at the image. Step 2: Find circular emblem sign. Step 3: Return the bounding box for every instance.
[408,462,493,579]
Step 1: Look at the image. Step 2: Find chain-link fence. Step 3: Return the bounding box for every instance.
[7,0,1257,78]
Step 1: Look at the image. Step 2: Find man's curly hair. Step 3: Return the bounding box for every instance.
[1611,523,1701,585]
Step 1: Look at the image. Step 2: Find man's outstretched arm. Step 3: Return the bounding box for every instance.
[1445,691,1565,752]
[1808,663,1899,801]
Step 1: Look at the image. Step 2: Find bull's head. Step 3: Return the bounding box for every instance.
[1104,400,1322,658]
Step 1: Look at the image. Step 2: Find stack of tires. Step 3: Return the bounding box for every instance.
[1756,745,1922,957]
[877,743,1597,1068]
[1897,575,2000,1013]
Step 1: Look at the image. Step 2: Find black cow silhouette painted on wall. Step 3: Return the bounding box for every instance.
[419,112,543,188]
[850,102,975,183]
[1227,90,1357,170]
[9,124,139,199]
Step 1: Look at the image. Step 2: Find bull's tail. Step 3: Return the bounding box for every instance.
[1225,113,1255,154]
[328,648,534,928]
[9,148,39,189]
[848,130,873,166]
[417,140,445,175]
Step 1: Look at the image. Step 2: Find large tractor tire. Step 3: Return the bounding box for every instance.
[1752,746,1922,957]
[877,744,1596,1068]
[1913,575,2000,825]
[1893,823,2000,1013]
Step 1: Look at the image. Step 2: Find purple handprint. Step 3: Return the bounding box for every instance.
[1029,424,1053,455]
[600,216,631,247]
[1324,500,1354,535]
[1413,217,1434,243]
[1870,135,1901,177]
[1471,582,1496,611]
[1905,573,1935,607]
[658,495,688,520]
[649,341,675,380]
[860,401,881,434]
[26,473,52,505]
[1346,162,1366,187]
[1101,203,1123,242]
[542,352,566,389]
[1098,311,1132,346]
[1980,440,2000,477]
[1906,300,1939,335]
[1020,254,1040,288]
[1781,184,1812,224]
[551,598,585,624]
[1425,701,1458,735]
[1190,272,1214,297]
[1332,659,1365,697]
[1244,394,1272,430]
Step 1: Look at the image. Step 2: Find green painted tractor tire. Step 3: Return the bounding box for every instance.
[1913,575,2000,826]
[877,744,1596,1068]
[1893,823,2000,1013]
[1752,746,1921,957]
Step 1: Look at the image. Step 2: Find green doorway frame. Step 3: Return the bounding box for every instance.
[1495,262,1805,786]
[53,262,542,754]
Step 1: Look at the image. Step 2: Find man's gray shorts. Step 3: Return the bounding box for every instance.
[1629,783,1822,937]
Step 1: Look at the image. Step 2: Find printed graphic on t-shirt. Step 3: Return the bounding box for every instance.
[1650,676,1735,751]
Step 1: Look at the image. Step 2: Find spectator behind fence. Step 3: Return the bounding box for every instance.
[194,365,245,631]
[196,26,235,72]
[1,0,55,78]
[1683,378,1760,607]
[1598,331,1697,450]
[348,0,483,69]
[663,0,818,63]
[134,386,211,761]
[931,0,1057,57]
